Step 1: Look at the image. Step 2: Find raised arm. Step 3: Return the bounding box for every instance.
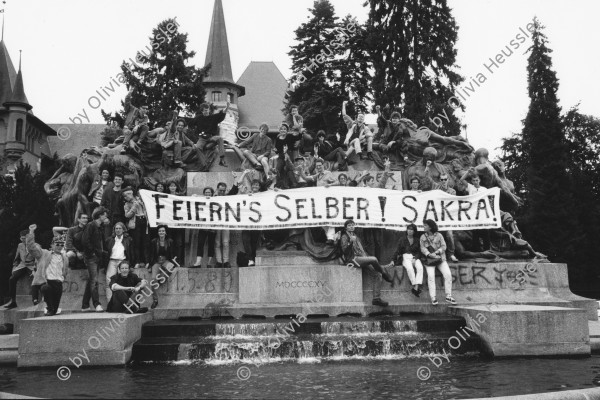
[26,225,43,260]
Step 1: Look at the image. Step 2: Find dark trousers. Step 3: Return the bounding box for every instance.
[472,229,491,251]
[242,231,260,261]
[129,217,149,264]
[198,230,216,258]
[354,256,385,299]
[363,229,382,260]
[82,255,100,308]
[442,231,456,257]
[41,280,63,314]
[107,290,136,313]
[123,125,149,145]
[8,268,32,303]
[322,148,345,164]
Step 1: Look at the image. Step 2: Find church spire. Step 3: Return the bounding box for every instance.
[204,0,234,84]
[4,50,31,110]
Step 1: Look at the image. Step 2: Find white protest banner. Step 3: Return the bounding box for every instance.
[139,187,501,231]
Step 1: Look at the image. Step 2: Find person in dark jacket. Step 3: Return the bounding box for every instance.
[65,213,89,269]
[189,102,230,167]
[81,207,110,312]
[104,222,133,303]
[107,260,149,314]
[390,223,423,297]
[101,173,125,225]
[88,169,111,216]
[147,225,175,308]
[313,130,348,171]
[339,219,392,307]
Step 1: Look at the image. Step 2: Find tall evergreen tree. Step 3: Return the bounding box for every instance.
[106,18,209,125]
[366,0,464,136]
[517,18,576,262]
[286,1,371,134]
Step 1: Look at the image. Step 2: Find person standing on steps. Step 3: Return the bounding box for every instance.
[101,173,125,226]
[147,226,176,309]
[26,224,69,317]
[213,179,240,268]
[3,230,37,309]
[420,219,456,306]
[81,207,110,312]
[65,213,89,270]
[339,219,393,307]
[193,187,217,268]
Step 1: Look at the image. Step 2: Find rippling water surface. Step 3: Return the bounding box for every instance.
[2,356,600,399]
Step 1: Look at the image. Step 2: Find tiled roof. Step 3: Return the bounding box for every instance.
[236,61,288,130]
[0,41,17,107]
[47,124,105,157]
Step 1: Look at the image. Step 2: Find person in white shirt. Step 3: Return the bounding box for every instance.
[104,222,133,303]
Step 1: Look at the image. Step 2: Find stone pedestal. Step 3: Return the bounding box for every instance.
[451,304,590,357]
[239,265,362,304]
[18,313,151,368]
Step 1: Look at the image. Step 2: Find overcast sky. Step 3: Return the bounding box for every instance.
[7,0,600,157]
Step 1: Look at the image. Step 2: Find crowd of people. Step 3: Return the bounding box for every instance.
[3,93,523,315]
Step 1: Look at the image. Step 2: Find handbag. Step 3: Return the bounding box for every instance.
[424,235,442,267]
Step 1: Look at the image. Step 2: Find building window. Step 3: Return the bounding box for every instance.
[212,91,222,102]
[16,119,23,142]
[227,92,234,103]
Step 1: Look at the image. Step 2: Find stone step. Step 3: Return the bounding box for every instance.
[140,315,466,338]
[131,331,481,362]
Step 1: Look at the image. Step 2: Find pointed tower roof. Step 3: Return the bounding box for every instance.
[0,40,17,107]
[4,51,31,110]
[204,0,234,84]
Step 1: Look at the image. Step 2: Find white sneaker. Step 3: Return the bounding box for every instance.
[248,260,255,266]
[56,308,62,315]
[95,305,104,312]
[193,257,202,267]
[450,255,458,262]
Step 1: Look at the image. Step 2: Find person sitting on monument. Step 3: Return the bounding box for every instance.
[373,105,408,161]
[160,117,195,167]
[193,187,217,268]
[3,230,38,309]
[104,222,133,303]
[342,100,374,161]
[408,176,422,192]
[458,169,491,252]
[302,158,339,244]
[420,219,456,305]
[121,88,150,154]
[27,224,70,316]
[273,123,296,187]
[285,105,313,156]
[232,123,273,176]
[339,219,392,307]
[423,173,459,262]
[88,169,111,215]
[65,213,89,270]
[190,102,230,167]
[390,223,423,297]
[288,156,311,188]
[314,130,348,171]
[147,226,176,309]
[106,260,149,314]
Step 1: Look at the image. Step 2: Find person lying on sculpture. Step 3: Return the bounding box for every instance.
[342,100,374,160]
[121,88,150,155]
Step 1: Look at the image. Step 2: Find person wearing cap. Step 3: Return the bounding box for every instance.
[26,224,69,316]
[3,230,38,309]
[121,88,150,154]
[232,123,273,175]
[123,187,148,269]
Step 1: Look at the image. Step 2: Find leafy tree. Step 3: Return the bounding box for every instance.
[285,1,371,134]
[103,18,209,126]
[366,0,464,136]
[0,162,57,300]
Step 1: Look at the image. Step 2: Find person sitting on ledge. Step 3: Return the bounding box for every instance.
[27,224,70,316]
[313,130,349,171]
[107,260,149,314]
[390,223,423,297]
[65,213,89,270]
[339,219,393,307]
[4,230,38,309]
[420,219,456,305]
[121,88,149,154]
[233,123,273,175]
[189,102,230,167]
[342,100,374,161]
